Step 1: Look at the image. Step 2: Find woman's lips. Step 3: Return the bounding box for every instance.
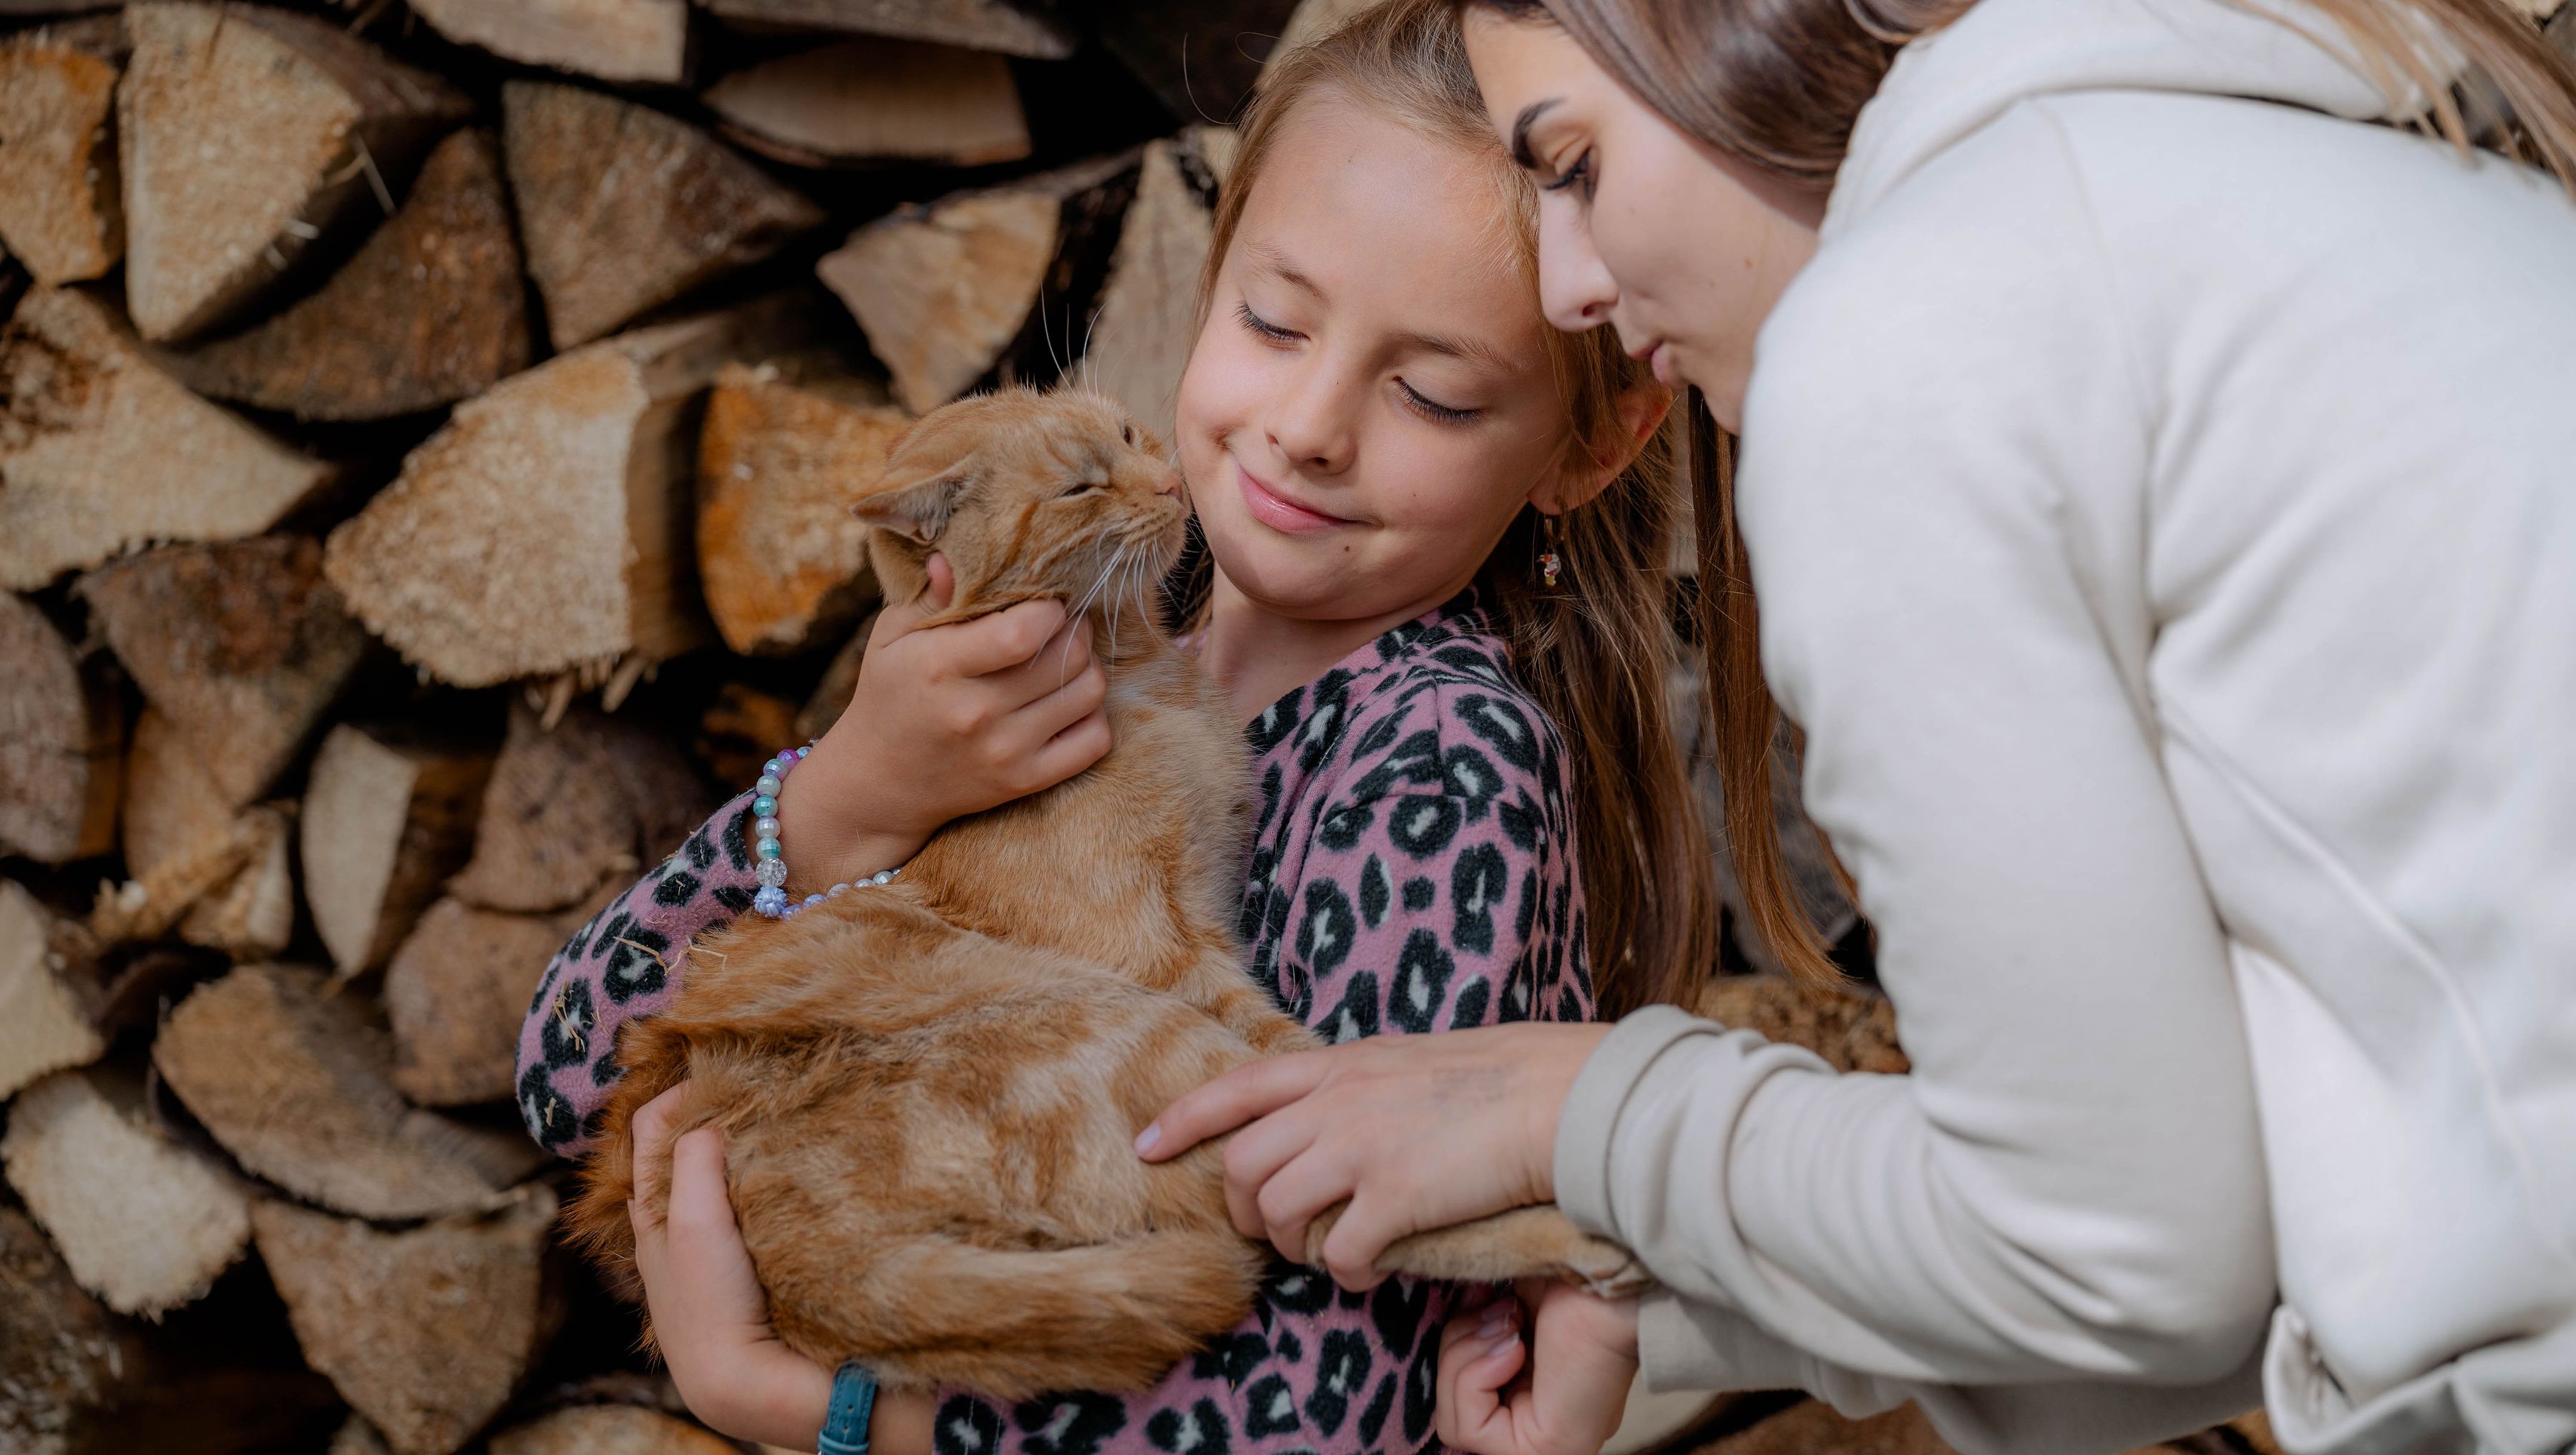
[1236,461,1354,534]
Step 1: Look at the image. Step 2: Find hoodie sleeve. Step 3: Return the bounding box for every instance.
[1551,102,2275,1441]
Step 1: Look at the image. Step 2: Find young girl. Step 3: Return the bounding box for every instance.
[512,5,1713,1451]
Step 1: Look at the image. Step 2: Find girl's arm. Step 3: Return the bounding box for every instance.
[515,560,1108,1155]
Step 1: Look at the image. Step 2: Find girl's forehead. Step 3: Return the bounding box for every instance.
[1235,97,1543,358]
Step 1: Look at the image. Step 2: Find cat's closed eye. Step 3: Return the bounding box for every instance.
[1058,479,1103,499]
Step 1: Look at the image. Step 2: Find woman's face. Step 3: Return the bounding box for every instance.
[1174,94,1582,627]
[1463,11,1821,430]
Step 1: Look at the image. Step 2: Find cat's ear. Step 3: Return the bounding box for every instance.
[852,463,969,544]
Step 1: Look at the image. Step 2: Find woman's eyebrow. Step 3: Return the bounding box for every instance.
[1404,328,1514,375]
[1509,99,1562,170]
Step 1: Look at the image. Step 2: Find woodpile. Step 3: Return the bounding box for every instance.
[0,0,2298,1451]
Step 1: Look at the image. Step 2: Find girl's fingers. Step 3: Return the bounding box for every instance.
[628,1083,692,1237]
[1138,1051,1335,1161]
[1247,1147,1358,1270]
[1025,710,1112,792]
[1011,657,1107,747]
[1314,1190,1411,1292]
[1438,1303,1528,1455]
[944,599,1070,678]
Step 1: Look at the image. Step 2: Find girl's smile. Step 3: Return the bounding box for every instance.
[1234,456,1360,534]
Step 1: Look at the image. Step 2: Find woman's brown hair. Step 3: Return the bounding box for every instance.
[1470,0,2576,987]
[1181,0,1722,1016]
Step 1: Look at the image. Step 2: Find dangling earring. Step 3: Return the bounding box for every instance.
[1538,514,1563,589]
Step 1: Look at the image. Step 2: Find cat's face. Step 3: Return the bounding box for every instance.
[854,388,1188,624]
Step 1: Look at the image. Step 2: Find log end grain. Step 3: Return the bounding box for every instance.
[0,27,125,285]
[153,963,513,1220]
[409,0,688,86]
[696,363,900,654]
[253,1189,557,1455]
[489,1404,741,1455]
[0,589,122,861]
[0,1065,253,1318]
[386,893,600,1107]
[818,188,1058,414]
[449,699,710,913]
[1085,137,1212,445]
[300,725,488,976]
[172,128,532,421]
[0,287,334,590]
[0,878,105,1099]
[705,39,1028,168]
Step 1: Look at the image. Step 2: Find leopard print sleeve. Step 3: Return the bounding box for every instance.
[514,791,764,1156]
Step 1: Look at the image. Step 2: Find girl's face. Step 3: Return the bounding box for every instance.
[1462,11,1821,431]
[1176,96,1585,627]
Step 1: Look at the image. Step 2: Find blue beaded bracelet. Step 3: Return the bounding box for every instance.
[816,1360,878,1455]
[750,744,906,919]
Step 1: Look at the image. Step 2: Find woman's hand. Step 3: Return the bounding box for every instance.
[628,1085,935,1454]
[1438,1280,1641,1455]
[778,552,1110,893]
[1135,1022,1611,1289]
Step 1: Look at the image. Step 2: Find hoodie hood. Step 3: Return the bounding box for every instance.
[1825,0,2439,239]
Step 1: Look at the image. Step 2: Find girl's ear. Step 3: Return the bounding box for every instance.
[852,463,970,544]
[1531,382,1672,515]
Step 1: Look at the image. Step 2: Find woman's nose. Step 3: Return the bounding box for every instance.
[1537,201,1619,335]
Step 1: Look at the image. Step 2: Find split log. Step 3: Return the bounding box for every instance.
[333,1417,394,1455]
[0,287,336,590]
[77,535,367,804]
[301,724,489,976]
[385,890,608,1107]
[323,298,817,687]
[449,699,713,914]
[0,19,127,286]
[118,3,470,342]
[169,129,530,421]
[705,39,1029,168]
[490,1405,738,1455]
[253,1189,556,1455]
[819,152,1138,413]
[0,1202,152,1455]
[96,718,294,955]
[408,0,687,85]
[796,611,877,740]
[697,362,902,653]
[1,1064,253,1318]
[504,81,823,349]
[1692,973,1906,1076]
[0,0,121,14]
[1084,137,1212,443]
[1093,0,1299,125]
[153,963,527,1220]
[0,878,105,1100]
[698,682,801,789]
[0,588,121,861]
[696,0,1075,59]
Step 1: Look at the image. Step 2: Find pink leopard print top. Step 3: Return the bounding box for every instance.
[515,592,1595,1455]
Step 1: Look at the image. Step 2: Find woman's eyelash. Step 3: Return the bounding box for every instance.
[1236,302,1296,342]
[1398,381,1477,425]
[1541,150,1594,198]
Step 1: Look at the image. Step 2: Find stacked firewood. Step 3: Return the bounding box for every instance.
[4,0,2464,1447]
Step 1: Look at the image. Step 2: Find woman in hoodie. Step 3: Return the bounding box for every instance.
[1138,3,2576,1454]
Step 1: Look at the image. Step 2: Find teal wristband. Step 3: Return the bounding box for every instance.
[817,1361,877,1455]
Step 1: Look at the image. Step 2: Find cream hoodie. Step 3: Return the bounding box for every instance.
[1552,1,2576,1451]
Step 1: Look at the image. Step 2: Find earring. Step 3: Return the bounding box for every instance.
[1538,514,1563,589]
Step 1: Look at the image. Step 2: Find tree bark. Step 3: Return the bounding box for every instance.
[706,39,1028,167]
[0,588,121,861]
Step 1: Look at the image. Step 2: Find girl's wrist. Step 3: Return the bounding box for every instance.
[772,747,932,898]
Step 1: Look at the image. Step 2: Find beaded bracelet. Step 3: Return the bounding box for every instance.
[749,744,906,920]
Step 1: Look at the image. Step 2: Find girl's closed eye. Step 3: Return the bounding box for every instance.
[1397,379,1478,425]
[1237,301,1299,344]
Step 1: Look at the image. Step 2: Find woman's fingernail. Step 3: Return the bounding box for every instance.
[1477,1305,1512,1337]
[1133,1123,1161,1154]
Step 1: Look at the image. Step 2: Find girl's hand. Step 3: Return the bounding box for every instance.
[1135,1022,1612,1289]
[777,552,1111,893]
[628,1085,935,1454]
[1438,1280,1641,1455]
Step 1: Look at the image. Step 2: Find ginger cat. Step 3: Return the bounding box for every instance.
[570,386,1638,1401]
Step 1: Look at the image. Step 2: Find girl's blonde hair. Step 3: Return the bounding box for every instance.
[1189,0,1723,1016]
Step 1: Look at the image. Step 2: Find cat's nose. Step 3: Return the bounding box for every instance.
[1152,468,1184,497]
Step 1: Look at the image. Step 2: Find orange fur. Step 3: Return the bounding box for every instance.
[570,387,1637,1400]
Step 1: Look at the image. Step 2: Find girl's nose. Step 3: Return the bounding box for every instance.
[1266,356,1357,476]
[1537,201,1619,335]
